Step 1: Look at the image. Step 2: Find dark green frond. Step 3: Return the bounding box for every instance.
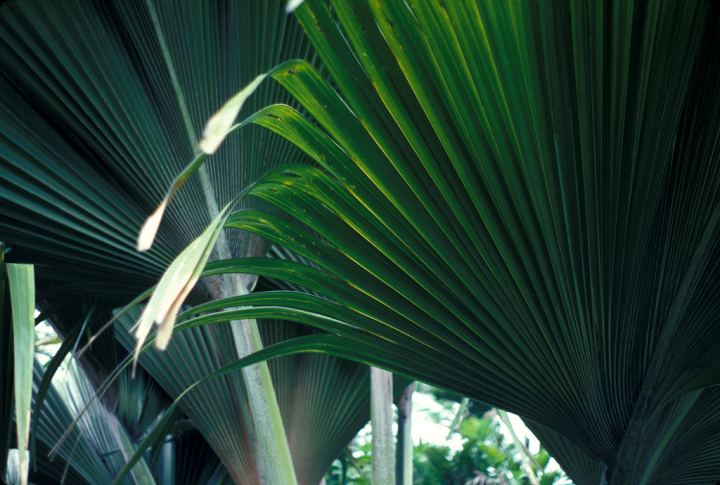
[202,0,720,482]
[116,307,410,485]
[0,0,318,298]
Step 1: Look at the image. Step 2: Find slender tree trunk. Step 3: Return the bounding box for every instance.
[395,382,415,485]
[341,454,347,485]
[371,367,395,485]
[142,0,297,479]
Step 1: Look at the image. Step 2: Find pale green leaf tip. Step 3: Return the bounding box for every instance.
[154,314,175,351]
[137,200,167,252]
[285,0,304,13]
[154,285,194,351]
[198,74,267,154]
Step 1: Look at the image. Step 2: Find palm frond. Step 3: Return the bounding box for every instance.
[31,359,131,485]
[523,422,604,485]
[116,367,171,442]
[0,3,321,481]
[155,429,230,485]
[0,0,317,295]
[0,244,13,481]
[115,307,410,485]
[190,0,720,482]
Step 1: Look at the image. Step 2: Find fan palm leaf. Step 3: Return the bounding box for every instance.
[0,0,326,482]
[174,0,720,483]
[114,305,411,485]
[21,353,225,485]
[0,0,318,327]
[0,0,315,276]
[29,358,146,485]
[153,428,230,485]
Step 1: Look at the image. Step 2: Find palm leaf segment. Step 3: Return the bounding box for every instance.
[20,356,224,485]
[115,306,411,485]
[0,1,378,483]
[197,0,720,483]
[28,358,143,485]
[0,0,317,390]
[0,0,315,297]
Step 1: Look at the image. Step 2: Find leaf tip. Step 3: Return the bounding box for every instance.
[154,321,173,351]
[137,201,167,252]
[285,0,304,13]
[198,74,267,154]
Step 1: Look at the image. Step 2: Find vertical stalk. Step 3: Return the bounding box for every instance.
[0,243,12,483]
[395,382,414,485]
[143,1,297,483]
[113,415,157,485]
[156,434,175,485]
[498,410,539,485]
[446,397,469,439]
[341,454,347,485]
[229,283,296,485]
[371,367,395,485]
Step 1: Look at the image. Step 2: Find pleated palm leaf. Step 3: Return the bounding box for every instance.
[0,0,316,285]
[32,291,121,406]
[0,0,320,393]
[150,428,230,485]
[27,358,149,485]
[112,363,232,485]
[16,356,226,485]
[0,0,333,482]
[114,305,411,485]
[171,1,720,484]
[0,0,319,331]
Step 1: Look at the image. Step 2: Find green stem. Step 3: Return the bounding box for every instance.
[230,283,297,485]
[114,416,156,485]
[498,409,539,485]
[142,1,297,483]
[142,0,197,149]
[446,397,469,439]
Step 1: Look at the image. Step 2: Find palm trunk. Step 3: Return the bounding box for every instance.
[395,382,415,485]
[142,0,299,477]
[371,367,395,485]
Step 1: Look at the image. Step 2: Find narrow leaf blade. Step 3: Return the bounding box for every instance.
[8,264,35,485]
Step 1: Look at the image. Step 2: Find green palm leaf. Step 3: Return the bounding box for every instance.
[185,0,720,483]
[30,358,145,485]
[0,0,316,403]
[0,244,13,482]
[155,428,230,485]
[0,2,320,482]
[0,0,317,300]
[115,305,410,485]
